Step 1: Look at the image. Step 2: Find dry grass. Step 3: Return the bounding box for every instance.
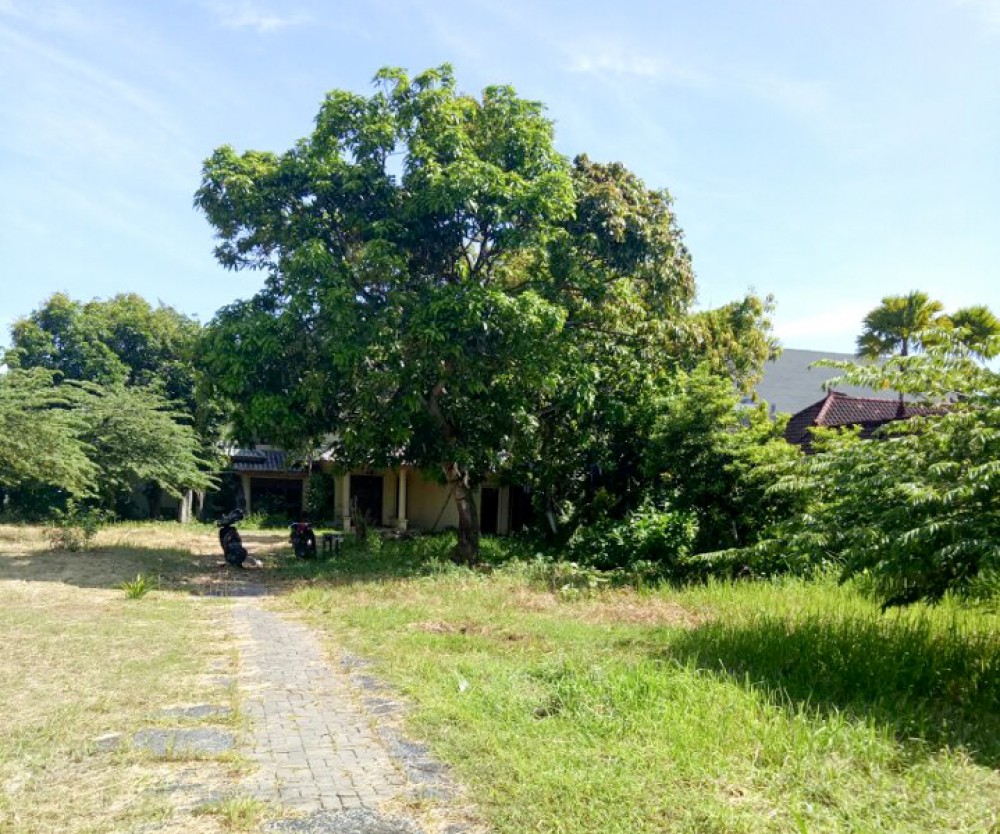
[0,523,255,834]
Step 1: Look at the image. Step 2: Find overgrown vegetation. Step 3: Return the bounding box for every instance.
[1,293,218,522]
[195,64,776,563]
[735,335,1000,607]
[283,536,1000,834]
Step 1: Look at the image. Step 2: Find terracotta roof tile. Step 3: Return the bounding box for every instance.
[785,391,935,449]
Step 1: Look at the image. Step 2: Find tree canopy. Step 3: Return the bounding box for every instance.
[735,332,1000,607]
[6,292,203,411]
[2,294,216,519]
[196,65,773,560]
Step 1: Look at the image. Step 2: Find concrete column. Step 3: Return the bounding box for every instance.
[396,468,409,531]
[339,473,352,531]
[240,474,252,514]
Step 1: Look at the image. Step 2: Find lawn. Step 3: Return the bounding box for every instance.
[280,538,1000,834]
[3,524,997,833]
[0,524,266,834]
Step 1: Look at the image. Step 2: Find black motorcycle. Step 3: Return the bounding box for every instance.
[216,509,249,568]
[289,520,317,559]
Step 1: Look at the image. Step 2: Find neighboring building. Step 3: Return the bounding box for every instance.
[752,348,897,415]
[783,391,933,450]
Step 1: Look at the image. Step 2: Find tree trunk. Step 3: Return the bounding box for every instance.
[444,462,479,565]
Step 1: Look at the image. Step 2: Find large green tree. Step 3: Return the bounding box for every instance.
[6,292,203,412]
[4,294,218,518]
[197,66,734,561]
[0,371,213,517]
[0,370,97,498]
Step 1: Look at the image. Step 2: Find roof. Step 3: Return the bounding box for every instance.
[229,448,303,473]
[753,348,900,415]
[784,391,934,448]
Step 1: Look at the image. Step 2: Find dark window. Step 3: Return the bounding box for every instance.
[351,475,384,525]
[509,485,535,533]
[480,487,499,535]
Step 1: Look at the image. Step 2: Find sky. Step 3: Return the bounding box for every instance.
[1,0,998,353]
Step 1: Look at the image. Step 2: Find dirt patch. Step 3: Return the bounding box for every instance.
[409,620,529,642]
[574,592,706,628]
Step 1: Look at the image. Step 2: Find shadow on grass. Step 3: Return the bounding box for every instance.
[0,529,473,594]
[663,611,1000,768]
[0,529,296,594]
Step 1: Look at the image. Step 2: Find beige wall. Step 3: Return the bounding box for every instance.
[322,465,513,533]
[405,468,459,530]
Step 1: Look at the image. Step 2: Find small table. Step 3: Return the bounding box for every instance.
[321,533,343,556]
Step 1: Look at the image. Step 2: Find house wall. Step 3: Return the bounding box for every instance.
[406,469,459,530]
[315,464,514,534]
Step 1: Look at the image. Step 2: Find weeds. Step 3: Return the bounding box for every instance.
[287,557,1000,834]
[120,572,156,599]
[195,795,269,830]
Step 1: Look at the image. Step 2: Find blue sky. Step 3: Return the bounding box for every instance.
[1,0,998,353]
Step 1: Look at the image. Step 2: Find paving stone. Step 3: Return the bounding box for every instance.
[132,727,236,757]
[264,808,424,834]
[91,731,124,752]
[233,600,459,828]
[157,703,233,720]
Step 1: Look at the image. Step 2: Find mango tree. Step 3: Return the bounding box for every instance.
[196,66,705,562]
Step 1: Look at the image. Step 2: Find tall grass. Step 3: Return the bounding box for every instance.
[285,547,1000,834]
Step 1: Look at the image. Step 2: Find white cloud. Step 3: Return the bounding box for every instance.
[568,49,707,86]
[774,301,871,345]
[209,1,309,33]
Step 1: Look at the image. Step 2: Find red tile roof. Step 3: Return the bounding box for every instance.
[784,391,934,449]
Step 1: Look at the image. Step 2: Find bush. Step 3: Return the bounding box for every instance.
[567,503,698,574]
[46,502,111,551]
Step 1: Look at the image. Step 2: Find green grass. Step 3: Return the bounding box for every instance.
[282,540,1000,834]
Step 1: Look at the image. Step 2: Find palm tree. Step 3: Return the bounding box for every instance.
[856,291,946,359]
[949,305,1000,360]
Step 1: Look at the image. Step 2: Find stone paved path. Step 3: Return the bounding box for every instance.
[233,600,409,814]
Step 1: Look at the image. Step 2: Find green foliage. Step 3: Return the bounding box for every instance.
[120,573,155,599]
[0,371,214,519]
[0,370,98,499]
[743,336,1000,606]
[6,292,203,411]
[524,556,609,598]
[949,304,1000,359]
[46,502,110,551]
[644,366,801,553]
[857,291,1000,362]
[75,384,216,506]
[857,290,946,358]
[196,66,767,560]
[303,472,333,521]
[567,502,698,573]
[3,293,221,519]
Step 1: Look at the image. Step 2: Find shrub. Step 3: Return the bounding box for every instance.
[303,472,334,521]
[567,502,698,574]
[46,502,111,552]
